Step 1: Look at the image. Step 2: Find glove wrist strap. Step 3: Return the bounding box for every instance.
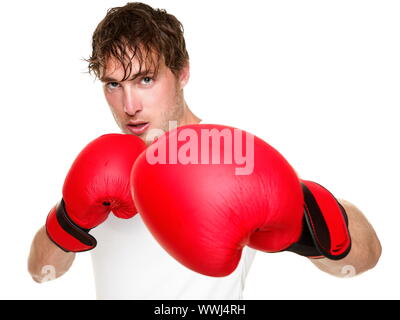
[45,199,97,252]
[286,181,351,260]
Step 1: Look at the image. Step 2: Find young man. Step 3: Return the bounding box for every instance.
[28,2,381,299]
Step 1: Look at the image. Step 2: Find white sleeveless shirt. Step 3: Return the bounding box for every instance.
[91,213,256,300]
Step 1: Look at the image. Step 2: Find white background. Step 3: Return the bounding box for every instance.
[0,0,398,299]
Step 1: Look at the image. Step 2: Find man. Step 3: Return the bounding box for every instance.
[28,2,381,299]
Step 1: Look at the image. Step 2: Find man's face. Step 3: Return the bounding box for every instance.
[101,53,189,144]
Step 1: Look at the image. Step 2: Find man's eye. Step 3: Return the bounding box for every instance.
[141,77,153,85]
[106,82,120,89]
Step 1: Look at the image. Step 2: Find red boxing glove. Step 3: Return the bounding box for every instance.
[131,124,351,277]
[46,134,146,252]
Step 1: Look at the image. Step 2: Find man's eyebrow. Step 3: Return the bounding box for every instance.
[100,76,118,83]
[100,69,155,82]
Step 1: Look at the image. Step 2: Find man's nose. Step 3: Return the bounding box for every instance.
[123,88,142,116]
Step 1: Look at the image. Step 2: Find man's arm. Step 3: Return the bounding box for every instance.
[28,226,75,283]
[310,199,381,277]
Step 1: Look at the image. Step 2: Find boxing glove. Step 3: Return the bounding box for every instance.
[46,134,146,252]
[131,124,351,277]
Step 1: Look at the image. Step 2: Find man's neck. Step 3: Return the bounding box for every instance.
[179,103,201,127]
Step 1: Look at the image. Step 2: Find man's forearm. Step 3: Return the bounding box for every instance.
[309,199,381,277]
[28,226,75,283]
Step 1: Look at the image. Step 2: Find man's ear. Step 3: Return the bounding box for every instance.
[178,61,190,89]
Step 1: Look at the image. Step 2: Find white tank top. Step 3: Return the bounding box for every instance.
[91,213,256,299]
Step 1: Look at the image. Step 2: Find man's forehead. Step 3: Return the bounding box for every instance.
[100,52,162,81]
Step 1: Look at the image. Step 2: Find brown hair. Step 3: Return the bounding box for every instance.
[87,2,189,80]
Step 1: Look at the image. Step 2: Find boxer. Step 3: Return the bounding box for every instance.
[28,2,381,299]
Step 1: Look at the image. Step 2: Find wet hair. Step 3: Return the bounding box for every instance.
[87,2,189,80]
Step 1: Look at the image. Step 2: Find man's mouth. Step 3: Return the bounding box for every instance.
[127,121,150,135]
